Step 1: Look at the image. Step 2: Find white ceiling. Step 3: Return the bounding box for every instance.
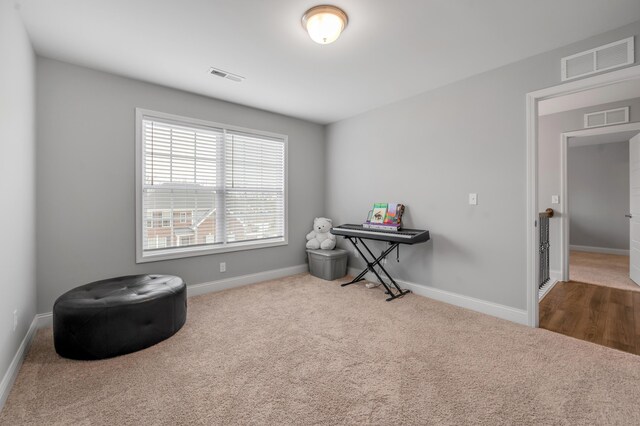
[569,130,640,147]
[539,78,640,116]
[18,0,640,124]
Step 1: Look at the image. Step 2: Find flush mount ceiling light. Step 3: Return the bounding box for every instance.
[302,5,348,45]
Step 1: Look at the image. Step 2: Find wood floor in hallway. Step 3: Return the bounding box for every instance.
[540,280,640,356]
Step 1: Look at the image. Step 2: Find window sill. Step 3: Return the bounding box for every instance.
[136,238,287,263]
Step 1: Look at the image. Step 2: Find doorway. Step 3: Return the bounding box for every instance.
[561,124,640,288]
[570,130,640,294]
[526,64,640,328]
[530,71,640,355]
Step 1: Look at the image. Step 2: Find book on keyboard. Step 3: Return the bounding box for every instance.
[364,202,405,231]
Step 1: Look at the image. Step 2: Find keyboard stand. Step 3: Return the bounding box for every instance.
[341,236,411,301]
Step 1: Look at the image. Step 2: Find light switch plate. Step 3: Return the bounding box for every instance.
[551,195,559,204]
[220,262,226,273]
[469,193,478,205]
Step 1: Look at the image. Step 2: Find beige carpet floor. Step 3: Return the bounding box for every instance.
[2,273,640,425]
[570,250,640,291]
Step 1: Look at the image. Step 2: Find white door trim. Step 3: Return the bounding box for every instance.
[560,122,640,282]
[526,64,640,327]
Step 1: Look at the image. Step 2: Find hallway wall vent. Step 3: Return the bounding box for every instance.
[561,37,634,81]
[584,106,629,128]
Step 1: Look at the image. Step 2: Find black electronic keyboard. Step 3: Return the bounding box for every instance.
[331,224,430,301]
[331,224,430,245]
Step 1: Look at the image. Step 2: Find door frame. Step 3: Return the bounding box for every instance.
[560,122,640,282]
[526,64,640,327]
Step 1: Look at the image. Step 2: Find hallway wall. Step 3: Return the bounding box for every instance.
[568,140,629,251]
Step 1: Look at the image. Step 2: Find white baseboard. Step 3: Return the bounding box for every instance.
[347,267,528,326]
[570,245,630,256]
[0,316,39,412]
[549,269,563,282]
[35,312,53,329]
[186,264,308,297]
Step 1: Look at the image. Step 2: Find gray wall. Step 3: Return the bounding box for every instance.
[326,20,640,310]
[0,1,37,393]
[538,97,640,271]
[36,58,325,314]
[568,141,629,250]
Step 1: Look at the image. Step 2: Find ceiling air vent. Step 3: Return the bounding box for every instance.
[584,107,629,128]
[561,37,634,81]
[208,67,245,83]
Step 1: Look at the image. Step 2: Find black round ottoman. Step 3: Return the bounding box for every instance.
[53,275,187,360]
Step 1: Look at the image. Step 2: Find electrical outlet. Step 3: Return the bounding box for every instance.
[13,310,17,332]
[353,249,359,258]
[220,262,226,273]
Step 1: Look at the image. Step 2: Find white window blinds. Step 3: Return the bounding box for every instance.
[225,130,286,243]
[137,110,287,262]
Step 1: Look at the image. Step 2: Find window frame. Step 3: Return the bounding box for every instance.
[135,108,288,263]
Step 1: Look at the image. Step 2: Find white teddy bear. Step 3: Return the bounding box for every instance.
[306,217,337,250]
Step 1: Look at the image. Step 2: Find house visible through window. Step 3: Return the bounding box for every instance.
[136,109,287,262]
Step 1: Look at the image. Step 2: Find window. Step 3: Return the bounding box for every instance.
[136,109,287,262]
[161,211,171,227]
[147,236,169,249]
[144,211,153,228]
